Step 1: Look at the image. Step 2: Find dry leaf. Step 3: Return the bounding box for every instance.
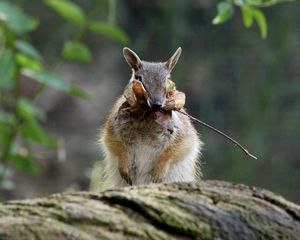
[123,81,137,106]
[163,90,186,111]
[123,78,185,116]
[123,80,148,106]
[166,79,176,93]
[132,80,147,98]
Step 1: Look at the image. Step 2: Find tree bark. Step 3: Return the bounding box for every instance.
[0,181,299,240]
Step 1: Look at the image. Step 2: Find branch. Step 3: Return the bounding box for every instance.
[0,181,299,239]
[176,110,258,160]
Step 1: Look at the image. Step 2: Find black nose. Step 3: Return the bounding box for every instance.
[167,125,174,134]
[151,102,162,110]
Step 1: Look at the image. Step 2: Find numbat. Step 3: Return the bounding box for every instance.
[99,47,203,189]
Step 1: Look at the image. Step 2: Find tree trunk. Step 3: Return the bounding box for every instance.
[0,181,299,240]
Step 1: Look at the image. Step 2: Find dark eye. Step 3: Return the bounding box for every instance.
[135,75,142,82]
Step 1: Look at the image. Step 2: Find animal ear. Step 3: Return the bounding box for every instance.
[123,47,141,71]
[165,47,182,72]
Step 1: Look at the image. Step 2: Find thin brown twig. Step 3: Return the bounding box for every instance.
[175,109,258,160]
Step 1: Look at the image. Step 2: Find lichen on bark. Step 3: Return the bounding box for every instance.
[0,181,300,240]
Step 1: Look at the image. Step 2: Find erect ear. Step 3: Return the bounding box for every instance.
[123,47,142,71]
[165,47,182,72]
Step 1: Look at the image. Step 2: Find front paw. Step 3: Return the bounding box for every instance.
[119,167,132,185]
[153,176,163,184]
[150,168,163,184]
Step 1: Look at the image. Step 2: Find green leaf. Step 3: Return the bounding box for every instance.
[0,1,38,34]
[62,41,92,63]
[234,0,246,6]
[212,2,234,25]
[0,49,15,88]
[16,40,43,61]
[18,98,46,121]
[20,119,58,148]
[0,120,12,146]
[234,0,293,7]
[10,152,41,175]
[241,7,254,28]
[45,0,86,25]
[246,0,262,5]
[15,53,44,72]
[69,85,92,100]
[252,9,267,39]
[22,69,69,91]
[22,69,91,100]
[0,111,15,124]
[89,21,129,43]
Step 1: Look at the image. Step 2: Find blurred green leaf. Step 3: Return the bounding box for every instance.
[244,0,294,7]
[22,69,91,100]
[16,40,43,61]
[212,2,234,25]
[247,0,262,5]
[62,41,92,63]
[18,98,46,121]
[69,85,92,100]
[22,69,68,91]
[0,1,38,34]
[241,7,254,28]
[45,0,86,25]
[252,9,267,39]
[10,152,41,175]
[89,21,129,43]
[15,53,44,72]
[20,119,57,148]
[0,121,11,146]
[234,0,246,6]
[0,111,15,124]
[0,49,15,88]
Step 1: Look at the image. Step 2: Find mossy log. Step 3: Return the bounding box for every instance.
[0,181,300,240]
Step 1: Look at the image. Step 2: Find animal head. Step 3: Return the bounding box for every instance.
[123,47,181,110]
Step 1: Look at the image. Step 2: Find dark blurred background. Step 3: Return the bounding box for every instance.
[1,0,300,203]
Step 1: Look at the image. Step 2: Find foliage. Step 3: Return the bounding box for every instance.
[213,0,294,38]
[0,0,128,189]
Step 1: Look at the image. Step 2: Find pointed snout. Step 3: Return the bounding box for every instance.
[151,101,162,110]
[147,100,163,110]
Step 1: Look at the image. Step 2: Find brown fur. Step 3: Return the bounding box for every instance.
[104,123,132,184]
[98,48,203,189]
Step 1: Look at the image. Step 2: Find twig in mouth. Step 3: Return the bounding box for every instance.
[175,109,258,160]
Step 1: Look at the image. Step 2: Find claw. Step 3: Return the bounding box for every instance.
[153,176,163,184]
[119,167,132,185]
[150,168,163,184]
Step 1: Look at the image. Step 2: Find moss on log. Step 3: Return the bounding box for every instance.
[0,181,300,240]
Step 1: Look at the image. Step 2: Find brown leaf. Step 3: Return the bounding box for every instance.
[163,90,186,111]
[123,81,137,106]
[132,80,147,98]
[123,80,148,108]
[166,79,176,93]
